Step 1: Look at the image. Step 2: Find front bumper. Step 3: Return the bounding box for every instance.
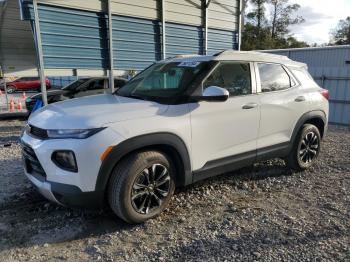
[25,170,104,208]
[20,126,123,208]
[25,170,60,204]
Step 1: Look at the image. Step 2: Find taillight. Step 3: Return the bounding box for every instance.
[320,88,329,100]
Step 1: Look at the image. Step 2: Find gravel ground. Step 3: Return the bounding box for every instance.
[0,119,349,261]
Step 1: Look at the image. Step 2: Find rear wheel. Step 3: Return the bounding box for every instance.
[108,151,175,224]
[286,124,321,170]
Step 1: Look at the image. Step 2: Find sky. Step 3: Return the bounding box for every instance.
[248,0,350,44]
[288,0,350,44]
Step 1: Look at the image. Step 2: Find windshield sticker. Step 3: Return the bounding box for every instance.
[178,61,201,67]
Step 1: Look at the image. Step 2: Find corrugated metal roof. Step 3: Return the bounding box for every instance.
[0,0,37,76]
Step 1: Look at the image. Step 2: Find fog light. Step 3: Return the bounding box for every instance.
[52,150,78,172]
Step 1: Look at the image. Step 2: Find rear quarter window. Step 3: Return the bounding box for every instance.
[291,69,318,88]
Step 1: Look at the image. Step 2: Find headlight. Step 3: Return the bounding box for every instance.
[47,128,105,139]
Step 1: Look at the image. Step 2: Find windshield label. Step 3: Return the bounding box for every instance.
[178,61,200,67]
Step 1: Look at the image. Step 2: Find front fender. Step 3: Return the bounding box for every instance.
[95,132,192,192]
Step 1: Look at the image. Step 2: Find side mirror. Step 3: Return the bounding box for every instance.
[201,86,229,102]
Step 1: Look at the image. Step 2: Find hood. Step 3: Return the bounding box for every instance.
[29,94,168,129]
[30,89,64,99]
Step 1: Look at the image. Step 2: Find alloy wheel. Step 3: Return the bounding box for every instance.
[131,164,171,214]
[299,131,319,164]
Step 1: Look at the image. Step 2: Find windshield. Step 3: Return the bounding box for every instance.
[62,78,90,91]
[116,61,208,102]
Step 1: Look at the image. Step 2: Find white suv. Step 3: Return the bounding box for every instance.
[21,50,329,223]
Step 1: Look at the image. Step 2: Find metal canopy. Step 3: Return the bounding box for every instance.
[0,0,37,77]
[9,0,241,108]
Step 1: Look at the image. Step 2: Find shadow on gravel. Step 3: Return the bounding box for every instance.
[0,125,24,133]
[186,159,294,190]
[155,227,347,260]
[0,136,20,144]
[0,158,297,252]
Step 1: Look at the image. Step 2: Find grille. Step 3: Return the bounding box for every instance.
[30,125,48,139]
[22,142,46,180]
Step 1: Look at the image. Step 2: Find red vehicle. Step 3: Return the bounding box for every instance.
[4,77,51,93]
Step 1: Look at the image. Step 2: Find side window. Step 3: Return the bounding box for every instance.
[291,69,317,88]
[87,80,104,90]
[28,77,38,81]
[95,80,105,89]
[114,79,126,88]
[258,63,292,92]
[203,62,252,96]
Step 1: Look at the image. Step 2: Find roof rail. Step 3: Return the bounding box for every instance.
[213,49,291,61]
[213,49,235,56]
[165,54,201,60]
[213,49,236,57]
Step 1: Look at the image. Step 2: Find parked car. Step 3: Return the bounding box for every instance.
[4,77,51,93]
[21,50,329,224]
[25,76,128,113]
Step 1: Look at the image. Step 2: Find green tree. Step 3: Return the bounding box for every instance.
[247,0,267,31]
[241,0,308,50]
[244,0,268,49]
[331,17,350,45]
[269,0,304,39]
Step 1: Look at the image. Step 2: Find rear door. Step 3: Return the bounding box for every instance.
[190,61,260,172]
[26,77,40,90]
[14,77,27,90]
[255,63,308,151]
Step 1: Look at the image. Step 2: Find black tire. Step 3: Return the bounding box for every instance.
[6,86,15,94]
[108,151,175,224]
[286,124,321,171]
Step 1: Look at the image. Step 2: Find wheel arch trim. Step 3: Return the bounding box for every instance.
[289,110,327,151]
[95,132,192,192]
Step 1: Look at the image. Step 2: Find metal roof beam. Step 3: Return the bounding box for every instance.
[33,0,48,106]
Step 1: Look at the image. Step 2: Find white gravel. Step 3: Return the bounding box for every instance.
[0,120,349,261]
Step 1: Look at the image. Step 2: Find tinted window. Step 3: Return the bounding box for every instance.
[258,63,291,92]
[203,62,251,96]
[114,79,126,88]
[87,79,104,90]
[62,79,89,91]
[27,77,39,81]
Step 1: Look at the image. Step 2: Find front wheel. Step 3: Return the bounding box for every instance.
[286,124,321,170]
[6,86,15,93]
[108,151,175,224]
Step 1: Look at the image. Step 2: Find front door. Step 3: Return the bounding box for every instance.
[190,62,260,175]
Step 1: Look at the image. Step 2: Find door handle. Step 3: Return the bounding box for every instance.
[295,96,306,102]
[242,103,258,109]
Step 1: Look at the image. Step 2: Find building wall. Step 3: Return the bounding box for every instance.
[20,0,239,72]
[208,0,238,31]
[36,0,238,31]
[263,46,350,126]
